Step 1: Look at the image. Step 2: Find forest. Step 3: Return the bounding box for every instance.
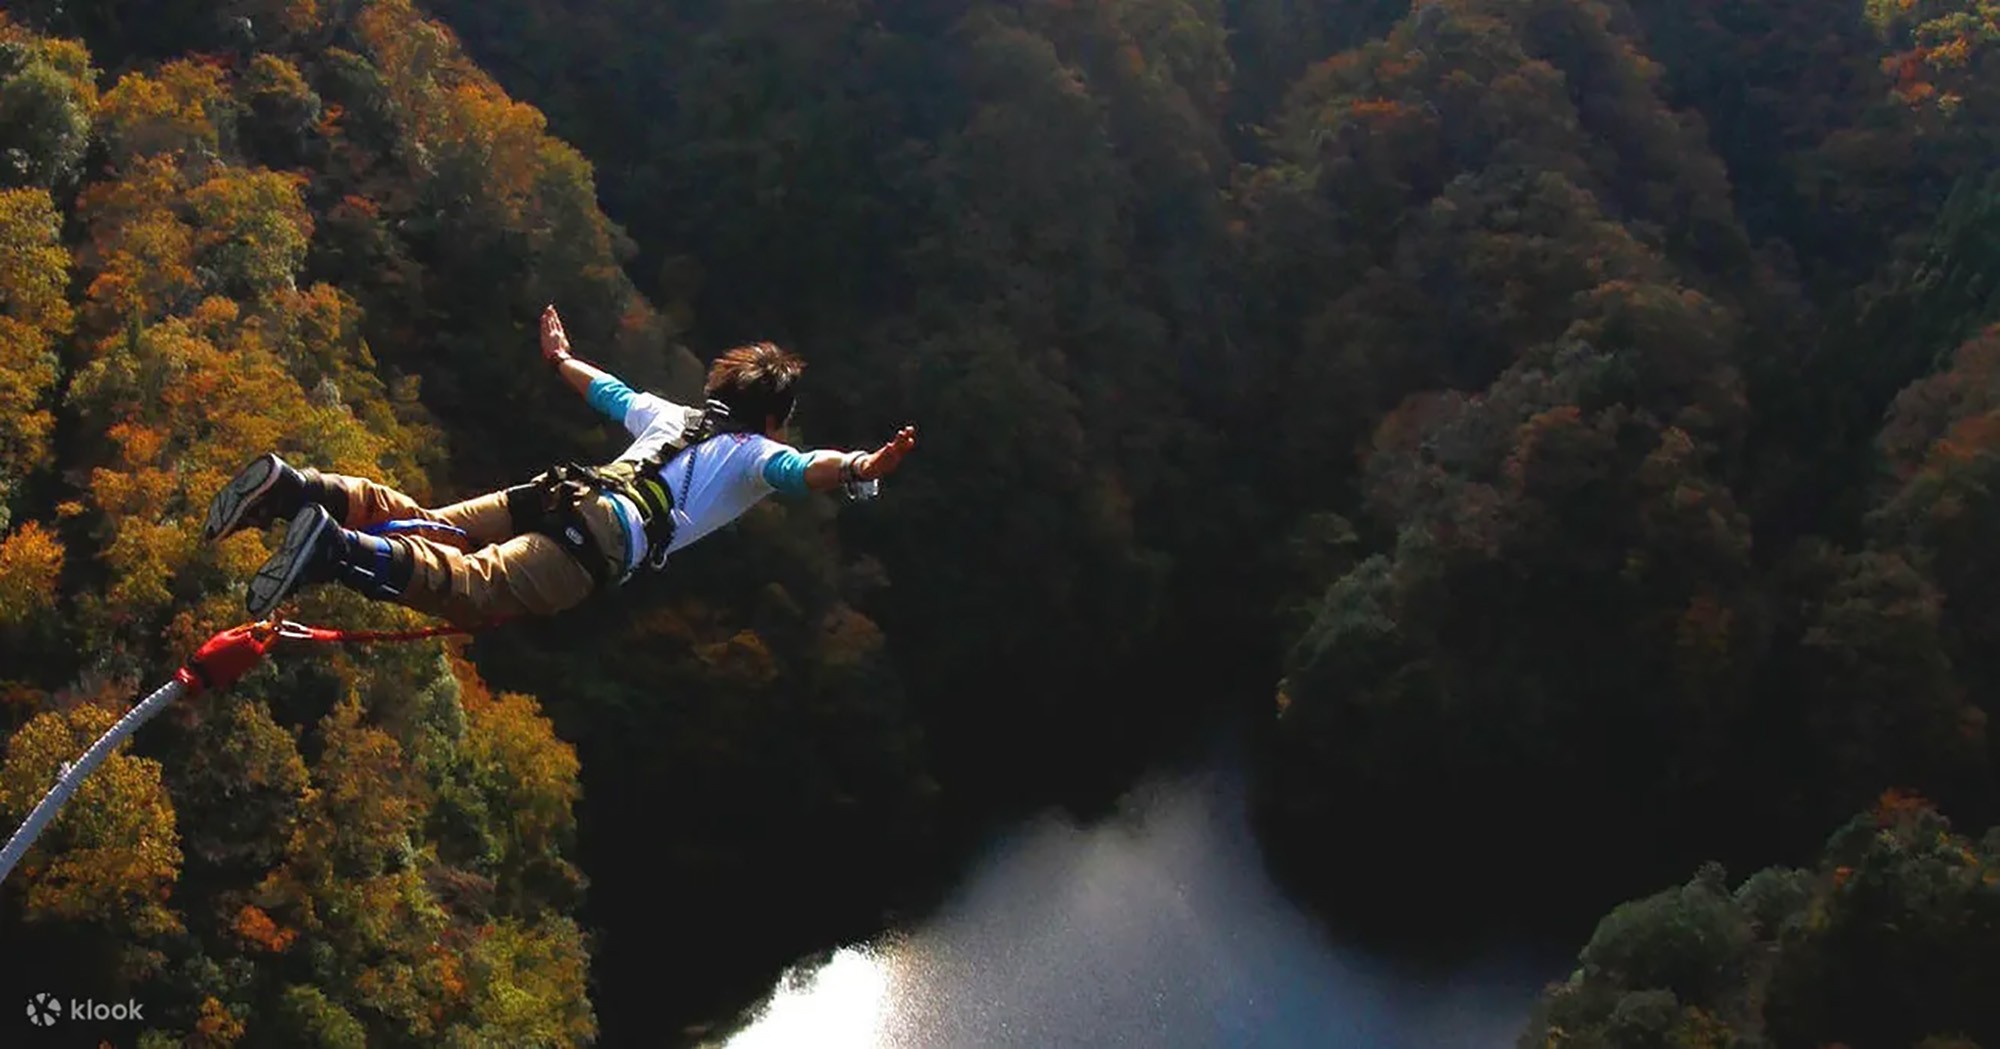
[0,0,1995,1045]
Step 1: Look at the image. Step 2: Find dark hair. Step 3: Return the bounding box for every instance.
[704,341,804,431]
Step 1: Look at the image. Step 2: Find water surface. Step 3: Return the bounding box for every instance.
[720,762,1559,1048]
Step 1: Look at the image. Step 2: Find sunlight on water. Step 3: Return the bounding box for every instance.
[722,946,896,1049]
[718,760,1556,1048]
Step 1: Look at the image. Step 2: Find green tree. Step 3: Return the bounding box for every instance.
[1525,795,2000,1047]
[0,20,97,190]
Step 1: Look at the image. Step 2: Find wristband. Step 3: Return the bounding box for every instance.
[837,453,880,502]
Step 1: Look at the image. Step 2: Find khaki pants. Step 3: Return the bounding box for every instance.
[319,473,628,625]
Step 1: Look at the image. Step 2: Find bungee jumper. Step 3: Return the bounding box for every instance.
[204,305,919,624]
[5,308,915,889]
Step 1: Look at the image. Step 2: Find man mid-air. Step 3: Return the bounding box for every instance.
[203,305,918,624]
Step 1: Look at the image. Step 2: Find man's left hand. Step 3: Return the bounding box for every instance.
[857,425,918,480]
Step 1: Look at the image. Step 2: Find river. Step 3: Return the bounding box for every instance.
[712,758,1563,1048]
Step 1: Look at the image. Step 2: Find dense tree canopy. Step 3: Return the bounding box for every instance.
[5,0,2000,1044]
[0,4,924,1043]
[1523,793,2000,1047]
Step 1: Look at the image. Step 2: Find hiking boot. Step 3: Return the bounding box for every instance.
[246,504,337,617]
[246,505,414,618]
[205,453,309,542]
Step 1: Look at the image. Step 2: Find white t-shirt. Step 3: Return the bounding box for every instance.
[614,391,796,559]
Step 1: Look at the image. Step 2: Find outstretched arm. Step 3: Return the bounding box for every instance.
[793,425,919,493]
[761,426,919,496]
[541,305,634,422]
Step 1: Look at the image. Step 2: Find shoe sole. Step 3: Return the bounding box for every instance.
[205,454,281,542]
[247,507,331,619]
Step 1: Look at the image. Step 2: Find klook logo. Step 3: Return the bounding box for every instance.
[20,993,145,1026]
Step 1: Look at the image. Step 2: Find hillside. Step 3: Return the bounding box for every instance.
[2,1,1999,1045]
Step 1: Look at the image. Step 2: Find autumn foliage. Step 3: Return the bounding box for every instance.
[4,0,2000,1044]
[0,7,618,1044]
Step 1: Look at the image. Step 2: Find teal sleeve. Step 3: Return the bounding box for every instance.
[586,375,636,422]
[761,448,813,496]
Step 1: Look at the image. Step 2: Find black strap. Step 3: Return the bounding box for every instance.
[643,439,697,571]
[508,402,725,585]
[505,483,544,536]
[628,402,720,571]
[548,503,612,589]
[506,470,614,588]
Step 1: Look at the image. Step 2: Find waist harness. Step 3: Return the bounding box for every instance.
[507,403,722,588]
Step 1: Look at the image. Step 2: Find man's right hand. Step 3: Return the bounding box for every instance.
[541,304,574,365]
